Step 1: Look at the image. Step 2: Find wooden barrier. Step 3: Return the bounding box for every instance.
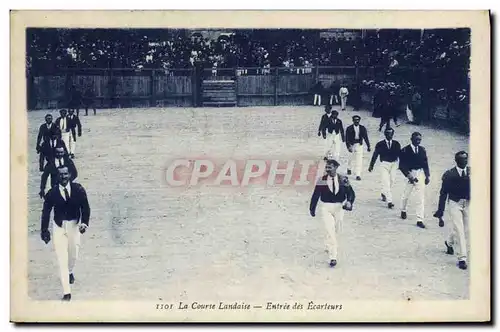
[27,66,469,133]
[202,80,237,107]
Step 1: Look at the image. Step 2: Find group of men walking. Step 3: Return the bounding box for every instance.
[312,81,350,111]
[312,104,470,271]
[35,107,92,302]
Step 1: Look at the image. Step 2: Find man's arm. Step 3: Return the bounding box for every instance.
[39,165,51,195]
[398,147,410,177]
[309,182,322,216]
[76,117,82,136]
[422,148,430,178]
[60,140,69,155]
[435,172,449,216]
[339,120,345,142]
[318,114,326,137]
[36,125,44,148]
[345,127,351,149]
[341,176,355,204]
[363,126,371,150]
[69,160,78,181]
[41,191,54,231]
[78,185,91,227]
[368,142,381,171]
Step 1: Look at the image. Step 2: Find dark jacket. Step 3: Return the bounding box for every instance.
[41,182,90,231]
[369,139,401,168]
[40,156,78,191]
[310,174,356,214]
[40,138,68,161]
[345,124,370,149]
[436,166,470,213]
[318,115,345,141]
[36,123,55,149]
[398,144,430,178]
[55,116,71,133]
[67,114,82,141]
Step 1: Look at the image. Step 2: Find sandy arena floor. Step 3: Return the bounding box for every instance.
[27,105,469,301]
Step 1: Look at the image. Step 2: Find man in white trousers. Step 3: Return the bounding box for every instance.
[345,115,371,181]
[41,165,91,301]
[433,151,470,270]
[55,109,71,155]
[398,132,430,229]
[309,158,356,268]
[339,85,349,111]
[368,127,401,209]
[67,109,82,159]
[318,107,345,160]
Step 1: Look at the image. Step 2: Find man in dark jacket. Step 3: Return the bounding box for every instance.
[36,114,54,171]
[40,128,69,165]
[66,109,82,158]
[345,115,371,180]
[399,132,430,229]
[309,158,355,268]
[368,127,401,208]
[40,164,90,301]
[39,147,78,198]
[433,151,470,270]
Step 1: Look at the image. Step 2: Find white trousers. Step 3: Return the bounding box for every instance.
[314,94,321,106]
[61,132,71,153]
[329,95,339,105]
[380,161,398,203]
[68,134,76,155]
[348,143,363,177]
[400,169,425,221]
[53,220,81,295]
[324,133,341,160]
[321,202,345,260]
[340,95,347,109]
[447,199,469,261]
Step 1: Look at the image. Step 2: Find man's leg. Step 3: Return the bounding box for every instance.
[380,162,391,202]
[322,203,342,261]
[53,222,71,295]
[324,134,334,157]
[449,200,467,262]
[332,134,341,160]
[354,143,363,177]
[414,171,426,222]
[400,176,415,215]
[67,220,82,277]
[61,132,70,152]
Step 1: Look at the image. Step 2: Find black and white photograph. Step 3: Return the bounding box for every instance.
[10,10,490,322]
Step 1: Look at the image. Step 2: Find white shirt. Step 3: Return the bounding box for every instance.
[59,183,71,201]
[46,123,52,130]
[51,139,57,148]
[339,87,349,96]
[55,157,65,168]
[354,125,360,140]
[456,166,467,177]
[386,139,392,149]
[60,117,67,131]
[327,175,339,195]
[411,144,419,154]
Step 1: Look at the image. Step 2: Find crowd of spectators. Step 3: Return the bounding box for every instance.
[27,29,469,72]
[27,28,469,114]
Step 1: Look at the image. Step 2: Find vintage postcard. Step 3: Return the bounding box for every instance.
[10,10,490,322]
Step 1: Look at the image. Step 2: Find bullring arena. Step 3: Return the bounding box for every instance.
[27,104,469,302]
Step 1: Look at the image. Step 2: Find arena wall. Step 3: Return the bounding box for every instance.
[27,66,468,133]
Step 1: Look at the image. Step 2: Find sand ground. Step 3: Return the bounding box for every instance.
[26,105,469,301]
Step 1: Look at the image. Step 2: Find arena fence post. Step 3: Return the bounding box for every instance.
[150,69,156,108]
[274,67,279,106]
